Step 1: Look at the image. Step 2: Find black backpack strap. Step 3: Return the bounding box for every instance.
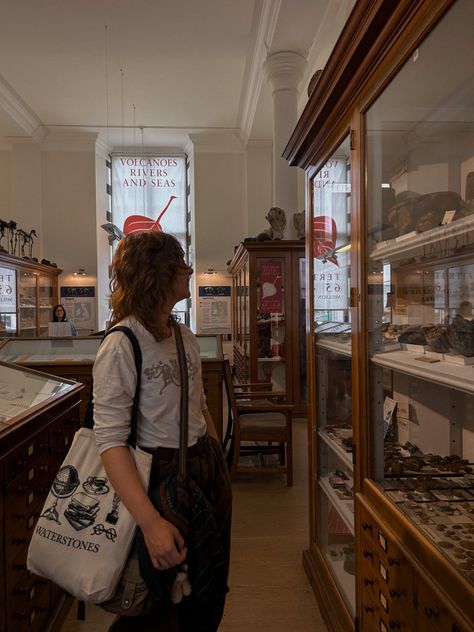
[83,325,142,448]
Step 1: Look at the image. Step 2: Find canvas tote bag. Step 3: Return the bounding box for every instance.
[27,326,152,604]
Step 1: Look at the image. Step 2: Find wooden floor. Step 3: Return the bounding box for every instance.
[62,419,328,632]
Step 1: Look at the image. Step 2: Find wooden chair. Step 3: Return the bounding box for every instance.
[223,360,294,486]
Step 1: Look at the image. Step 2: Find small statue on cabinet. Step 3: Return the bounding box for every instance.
[7,220,17,255]
[17,228,37,259]
[293,210,305,239]
[244,207,287,242]
[257,207,286,241]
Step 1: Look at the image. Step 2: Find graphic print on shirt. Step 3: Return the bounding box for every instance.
[144,352,198,393]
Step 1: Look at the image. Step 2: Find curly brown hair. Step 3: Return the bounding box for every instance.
[109,231,187,340]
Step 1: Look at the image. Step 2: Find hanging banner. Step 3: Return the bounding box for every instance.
[112,156,187,245]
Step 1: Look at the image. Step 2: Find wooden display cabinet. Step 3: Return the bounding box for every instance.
[285,0,474,630]
[0,253,61,338]
[0,362,82,632]
[228,240,306,412]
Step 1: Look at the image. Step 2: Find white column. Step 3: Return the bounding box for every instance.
[264,51,306,223]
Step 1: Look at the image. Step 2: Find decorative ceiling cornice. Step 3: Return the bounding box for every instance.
[238,0,282,145]
[0,73,44,140]
[188,131,245,154]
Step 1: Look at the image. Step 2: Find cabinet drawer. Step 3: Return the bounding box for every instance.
[4,459,50,534]
[415,574,468,632]
[3,429,49,484]
[7,574,50,626]
[7,577,49,632]
[5,509,40,581]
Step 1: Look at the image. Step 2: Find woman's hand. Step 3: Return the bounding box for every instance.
[141,511,187,570]
[100,447,187,570]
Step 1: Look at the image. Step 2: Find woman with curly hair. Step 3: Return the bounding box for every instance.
[93,230,232,631]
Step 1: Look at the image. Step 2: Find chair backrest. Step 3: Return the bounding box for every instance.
[223,359,240,426]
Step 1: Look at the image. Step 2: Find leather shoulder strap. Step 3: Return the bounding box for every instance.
[174,321,189,478]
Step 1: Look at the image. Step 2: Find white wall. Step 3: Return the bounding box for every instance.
[41,146,97,275]
[0,130,275,333]
[246,140,273,238]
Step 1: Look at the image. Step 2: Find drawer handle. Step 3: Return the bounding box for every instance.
[363,549,373,558]
[12,537,28,546]
[389,622,401,630]
[12,512,26,520]
[388,557,400,566]
[389,589,401,598]
[13,563,27,571]
[362,522,373,531]
[424,607,439,618]
[363,605,374,613]
[363,578,374,586]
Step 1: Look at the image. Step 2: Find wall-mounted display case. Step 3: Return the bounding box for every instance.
[228,240,306,412]
[285,0,474,630]
[0,362,82,632]
[0,253,61,338]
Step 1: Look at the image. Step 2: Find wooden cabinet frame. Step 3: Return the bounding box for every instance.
[285,1,473,630]
[228,240,306,413]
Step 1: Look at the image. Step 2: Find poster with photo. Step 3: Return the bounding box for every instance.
[60,286,96,331]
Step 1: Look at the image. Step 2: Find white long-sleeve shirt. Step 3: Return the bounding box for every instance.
[93,317,207,455]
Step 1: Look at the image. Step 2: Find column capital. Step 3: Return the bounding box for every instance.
[264,51,306,92]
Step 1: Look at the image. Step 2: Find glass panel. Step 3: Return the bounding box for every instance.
[311,135,354,614]
[366,0,474,585]
[195,335,223,359]
[256,257,286,391]
[18,271,37,336]
[39,274,54,335]
[0,363,73,428]
[0,266,17,337]
[0,337,101,363]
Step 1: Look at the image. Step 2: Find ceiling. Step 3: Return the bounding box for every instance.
[0,0,355,150]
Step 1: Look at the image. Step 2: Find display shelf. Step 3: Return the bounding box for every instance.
[257,356,285,362]
[318,429,353,470]
[316,338,352,357]
[371,350,474,394]
[370,214,474,262]
[319,477,354,534]
[322,549,356,616]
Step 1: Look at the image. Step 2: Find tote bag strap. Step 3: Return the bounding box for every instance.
[83,326,142,449]
[173,321,189,479]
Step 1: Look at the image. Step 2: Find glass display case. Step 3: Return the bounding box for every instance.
[196,334,224,359]
[228,240,306,412]
[285,1,474,630]
[311,136,355,616]
[0,336,102,419]
[0,361,76,430]
[195,334,225,441]
[0,336,101,364]
[365,0,474,586]
[0,253,60,338]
